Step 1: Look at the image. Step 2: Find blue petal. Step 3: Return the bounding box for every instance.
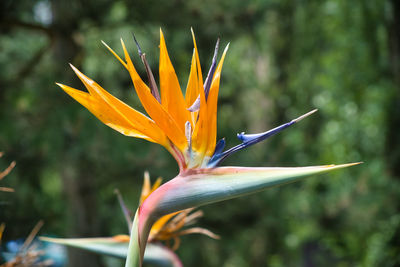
[208,109,317,167]
[209,138,226,165]
[204,38,220,99]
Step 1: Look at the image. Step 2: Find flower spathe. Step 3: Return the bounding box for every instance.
[140,172,219,247]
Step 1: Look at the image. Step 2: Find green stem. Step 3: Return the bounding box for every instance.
[125,209,140,267]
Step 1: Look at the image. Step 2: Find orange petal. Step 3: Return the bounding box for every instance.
[185,50,200,125]
[190,28,204,91]
[192,86,208,157]
[177,227,220,239]
[190,30,208,159]
[101,40,128,69]
[67,66,168,146]
[59,83,161,143]
[205,44,229,156]
[140,171,151,204]
[150,177,163,192]
[149,212,179,239]
[119,39,188,152]
[140,173,163,204]
[159,29,190,133]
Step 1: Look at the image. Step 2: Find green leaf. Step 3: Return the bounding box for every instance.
[40,235,182,267]
[40,236,129,259]
[125,209,140,267]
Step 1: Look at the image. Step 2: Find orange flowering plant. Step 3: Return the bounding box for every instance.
[57,29,360,266]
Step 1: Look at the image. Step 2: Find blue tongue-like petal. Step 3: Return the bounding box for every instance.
[204,38,220,99]
[207,109,318,167]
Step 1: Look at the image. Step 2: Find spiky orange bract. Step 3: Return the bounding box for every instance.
[205,44,228,159]
[59,29,228,172]
[159,30,191,136]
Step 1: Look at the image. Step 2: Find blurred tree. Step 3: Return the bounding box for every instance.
[385,0,400,264]
[1,0,399,266]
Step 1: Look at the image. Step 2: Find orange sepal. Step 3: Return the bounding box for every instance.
[159,29,190,133]
[205,44,229,156]
[140,172,163,204]
[119,39,188,152]
[190,30,208,159]
[185,50,200,125]
[148,212,179,240]
[58,83,160,142]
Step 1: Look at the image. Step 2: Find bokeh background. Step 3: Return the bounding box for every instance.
[1,0,399,266]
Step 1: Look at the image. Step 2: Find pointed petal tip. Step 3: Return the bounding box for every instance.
[224,42,230,52]
[322,162,363,170]
[69,64,83,77]
[190,28,196,40]
[39,236,56,242]
[56,83,72,92]
[337,162,363,167]
[293,109,318,123]
[101,40,109,48]
[144,170,150,180]
[132,33,142,56]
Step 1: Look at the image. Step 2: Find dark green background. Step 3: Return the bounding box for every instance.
[1,0,399,266]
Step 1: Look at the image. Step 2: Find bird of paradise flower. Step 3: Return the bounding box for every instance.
[57,29,361,266]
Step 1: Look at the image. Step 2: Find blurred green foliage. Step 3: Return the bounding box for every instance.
[1,0,399,266]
